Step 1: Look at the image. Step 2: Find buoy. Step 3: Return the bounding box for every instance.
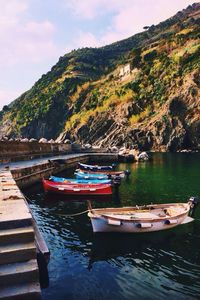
[164,219,178,225]
[108,219,121,226]
[137,223,152,228]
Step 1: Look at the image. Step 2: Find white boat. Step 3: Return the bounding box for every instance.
[88,200,196,233]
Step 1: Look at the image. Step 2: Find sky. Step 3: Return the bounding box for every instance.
[0,0,198,110]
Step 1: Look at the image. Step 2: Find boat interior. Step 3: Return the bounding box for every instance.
[90,204,189,220]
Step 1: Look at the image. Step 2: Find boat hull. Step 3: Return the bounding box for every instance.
[88,203,193,233]
[89,214,189,233]
[43,179,112,196]
[76,169,125,178]
[75,172,109,180]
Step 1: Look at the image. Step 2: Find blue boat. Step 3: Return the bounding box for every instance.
[74,171,109,180]
[49,175,111,184]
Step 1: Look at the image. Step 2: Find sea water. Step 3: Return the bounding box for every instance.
[25,153,200,300]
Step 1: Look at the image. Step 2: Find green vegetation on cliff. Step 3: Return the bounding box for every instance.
[0,3,200,151]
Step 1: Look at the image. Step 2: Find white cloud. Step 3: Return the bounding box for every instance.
[66,0,197,48]
[73,30,124,49]
[0,0,59,67]
[73,31,101,48]
[0,0,28,23]
[64,0,124,19]
[66,0,197,21]
[0,0,61,108]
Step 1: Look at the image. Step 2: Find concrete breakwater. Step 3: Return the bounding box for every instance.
[0,152,118,299]
[0,140,111,164]
[0,141,72,164]
[11,154,90,188]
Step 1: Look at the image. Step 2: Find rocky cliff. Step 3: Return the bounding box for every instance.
[0,3,199,151]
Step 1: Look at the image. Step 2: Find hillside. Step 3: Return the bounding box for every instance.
[0,2,200,151]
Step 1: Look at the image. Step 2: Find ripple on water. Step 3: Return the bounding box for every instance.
[26,153,200,300]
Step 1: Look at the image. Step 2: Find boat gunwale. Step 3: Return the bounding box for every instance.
[76,169,124,175]
[88,203,190,223]
[78,162,113,170]
[49,176,111,184]
[75,172,109,179]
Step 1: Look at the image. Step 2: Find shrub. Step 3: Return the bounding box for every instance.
[129,105,151,125]
[143,50,157,62]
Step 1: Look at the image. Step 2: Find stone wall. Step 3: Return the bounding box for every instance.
[0,141,72,163]
[12,155,89,188]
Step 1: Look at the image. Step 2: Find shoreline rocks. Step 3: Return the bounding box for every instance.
[118,148,150,162]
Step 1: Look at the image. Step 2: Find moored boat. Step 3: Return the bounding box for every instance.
[49,175,111,184]
[76,169,127,178]
[78,162,113,171]
[75,171,109,180]
[88,199,197,233]
[42,179,112,196]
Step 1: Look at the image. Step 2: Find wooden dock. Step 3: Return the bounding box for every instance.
[0,170,41,299]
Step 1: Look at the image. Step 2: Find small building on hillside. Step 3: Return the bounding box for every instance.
[119,63,131,78]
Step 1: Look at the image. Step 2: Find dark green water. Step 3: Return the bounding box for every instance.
[25,153,200,300]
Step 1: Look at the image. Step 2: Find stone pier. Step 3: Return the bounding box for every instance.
[0,151,118,299]
[0,170,41,299]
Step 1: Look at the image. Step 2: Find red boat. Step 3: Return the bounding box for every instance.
[42,179,112,196]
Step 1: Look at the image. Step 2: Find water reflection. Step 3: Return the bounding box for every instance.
[89,224,196,266]
[43,193,113,204]
[89,225,200,299]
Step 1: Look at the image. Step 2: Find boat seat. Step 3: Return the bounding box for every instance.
[165,207,183,217]
[104,212,160,220]
[158,212,166,217]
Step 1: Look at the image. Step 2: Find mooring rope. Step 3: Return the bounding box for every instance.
[55,210,90,217]
[22,192,90,217]
[21,192,35,204]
